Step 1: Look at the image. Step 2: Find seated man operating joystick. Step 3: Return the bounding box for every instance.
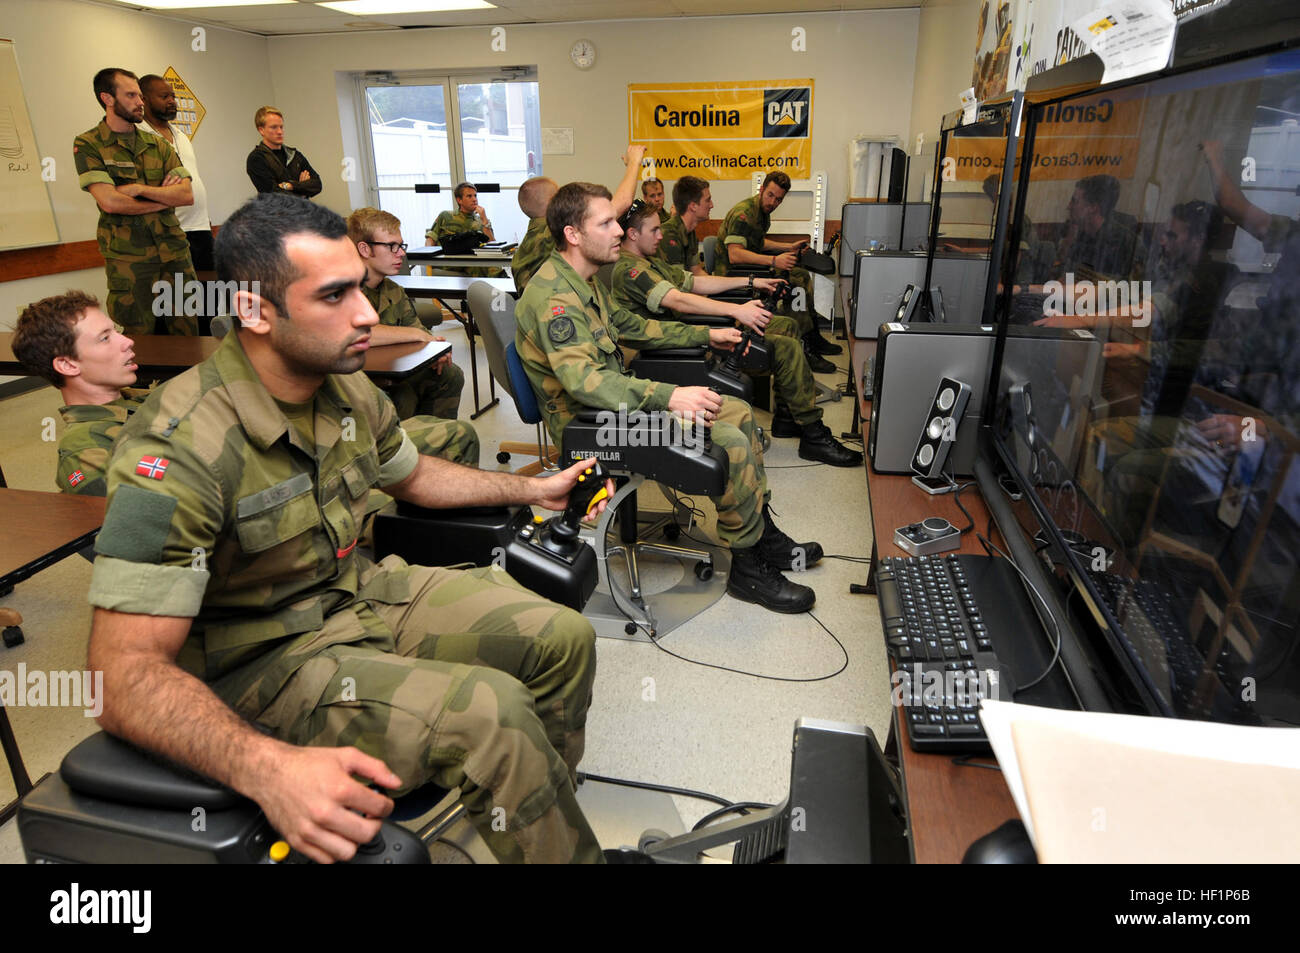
[610,200,862,468]
[515,181,824,614]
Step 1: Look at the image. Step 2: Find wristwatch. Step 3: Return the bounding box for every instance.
[747,275,754,290]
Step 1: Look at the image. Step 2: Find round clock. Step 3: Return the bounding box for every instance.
[570,39,596,70]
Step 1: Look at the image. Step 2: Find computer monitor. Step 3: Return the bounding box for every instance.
[980,45,1300,727]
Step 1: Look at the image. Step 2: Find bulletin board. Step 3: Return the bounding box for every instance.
[0,38,60,251]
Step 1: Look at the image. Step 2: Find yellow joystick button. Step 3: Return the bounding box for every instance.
[269,841,291,863]
[533,515,544,524]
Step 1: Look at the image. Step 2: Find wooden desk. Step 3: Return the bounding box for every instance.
[0,333,445,384]
[0,489,106,825]
[848,328,1019,864]
[391,274,518,421]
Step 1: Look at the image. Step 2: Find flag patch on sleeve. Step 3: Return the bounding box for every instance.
[551,305,566,316]
[68,470,85,487]
[135,456,170,480]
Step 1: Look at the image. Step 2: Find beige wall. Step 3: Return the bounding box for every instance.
[1,0,273,332]
[266,10,921,226]
[908,0,982,152]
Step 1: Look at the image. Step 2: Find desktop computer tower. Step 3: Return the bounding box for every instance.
[868,323,995,475]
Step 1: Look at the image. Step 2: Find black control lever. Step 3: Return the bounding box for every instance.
[549,462,612,544]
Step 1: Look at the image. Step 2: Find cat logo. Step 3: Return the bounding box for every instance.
[763,87,811,139]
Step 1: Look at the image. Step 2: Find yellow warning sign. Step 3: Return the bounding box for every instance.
[163,67,206,139]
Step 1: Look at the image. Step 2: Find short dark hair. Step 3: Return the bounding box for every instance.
[641,178,663,193]
[93,68,135,109]
[139,74,168,95]
[673,175,709,214]
[215,193,348,316]
[1171,200,1224,248]
[518,177,557,218]
[547,182,612,248]
[619,200,659,234]
[1075,175,1120,218]
[453,181,476,200]
[761,171,791,192]
[13,291,101,388]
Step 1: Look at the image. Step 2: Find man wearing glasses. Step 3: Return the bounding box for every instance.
[348,208,475,463]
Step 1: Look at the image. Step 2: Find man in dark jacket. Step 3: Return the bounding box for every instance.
[245,106,321,199]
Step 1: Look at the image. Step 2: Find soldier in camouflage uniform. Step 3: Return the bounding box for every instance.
[516,181,823,614]
[715,171,841,367]
[511,145,650,293]
[74,69,197,336]
[86,194,607,864]
[427,183,504,278]
[641,178,671,224]
[347,207,475,466]
[656,176,713,278]
[612,203,861,467]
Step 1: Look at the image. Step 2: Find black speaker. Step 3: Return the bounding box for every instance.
[911,377,971,478]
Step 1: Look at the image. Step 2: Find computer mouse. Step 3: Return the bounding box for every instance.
[961,819,1038,864]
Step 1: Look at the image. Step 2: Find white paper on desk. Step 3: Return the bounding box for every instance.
[1070,0,1176,84]
[979,699,1300,862]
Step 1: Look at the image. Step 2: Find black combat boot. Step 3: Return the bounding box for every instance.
[756,503,823,569]
[798,420,864,467]
[807,327,843,356]
[801,334,836,374]
[727,546,816,614]
[770,402,800,438]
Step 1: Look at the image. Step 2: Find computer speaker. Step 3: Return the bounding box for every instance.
[911,377,971,478]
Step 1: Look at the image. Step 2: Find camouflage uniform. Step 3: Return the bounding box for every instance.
[428,209,502,278]
[611,251,821,427]
[517,251,770,548]
[87,330,600,864]
[73,120,198,336]
[656,212,700,272]
[362,277,467,425]
[55,388,151,496]
[655,206,671,224]
[512,216,555,293]
[715,195,814,336]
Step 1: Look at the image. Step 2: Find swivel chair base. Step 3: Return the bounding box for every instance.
[581,475,730,643]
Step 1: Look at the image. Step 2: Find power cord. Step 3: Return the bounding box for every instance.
[975,531,1064,695]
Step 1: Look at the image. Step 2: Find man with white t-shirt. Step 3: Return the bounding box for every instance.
[138,74,213,276]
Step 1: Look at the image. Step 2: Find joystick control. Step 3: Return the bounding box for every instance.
[549,462,611,544]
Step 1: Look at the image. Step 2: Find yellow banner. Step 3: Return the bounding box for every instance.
[628,80,813,181]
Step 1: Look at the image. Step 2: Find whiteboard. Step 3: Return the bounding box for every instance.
[0,38,60,252]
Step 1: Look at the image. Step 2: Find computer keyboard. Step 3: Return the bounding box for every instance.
[875,553,1004,754]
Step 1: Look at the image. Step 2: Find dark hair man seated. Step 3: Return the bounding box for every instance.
[85,193,609,864]
[515,181,824,614]
[714,170,842,365]
[612,201,861,467]
[13,291,149,496]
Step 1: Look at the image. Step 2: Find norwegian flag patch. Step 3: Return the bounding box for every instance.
[551,305,566,316]
[135,456,169,480]
[68,470,85,487]
[629,268,639,278]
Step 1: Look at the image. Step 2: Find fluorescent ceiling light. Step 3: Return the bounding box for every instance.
[317,0,496,13]
[111,0,296,8]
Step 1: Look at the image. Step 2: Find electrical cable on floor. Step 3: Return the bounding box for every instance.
[691,800,775,832]
[576,771,732,808]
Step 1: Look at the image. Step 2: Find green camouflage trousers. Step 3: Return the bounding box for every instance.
[105,256,199,336]
[709,396,771,549]
[753,314,821,427]
[381,361,465,420]
[403,415,480,466]
[778,266,816,337]
[256,557,602,864]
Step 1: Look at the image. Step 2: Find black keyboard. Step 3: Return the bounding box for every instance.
[875,554,1006,753]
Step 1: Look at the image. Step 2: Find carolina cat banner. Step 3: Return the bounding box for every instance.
[628,79,813,181]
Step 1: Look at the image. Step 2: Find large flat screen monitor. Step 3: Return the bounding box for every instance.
[986,47,1300,727]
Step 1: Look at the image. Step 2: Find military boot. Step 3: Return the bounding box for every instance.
[798,420,864,467]
[756,503,823,569]
[806,328,843,356]
[770,402,800,438]
[801,334,836,374]
[727,546,816,614]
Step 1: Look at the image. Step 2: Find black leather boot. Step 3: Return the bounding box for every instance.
[798,420,864,467]
[801,334,836,374]
[727,546,815,613]
[770,402,800,438]
[807,328,843,356]
[756,503,823,569]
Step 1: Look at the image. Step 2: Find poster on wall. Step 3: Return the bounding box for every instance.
[972,0,1019,101]
[627,80,813,181]
[163,67,206,139]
